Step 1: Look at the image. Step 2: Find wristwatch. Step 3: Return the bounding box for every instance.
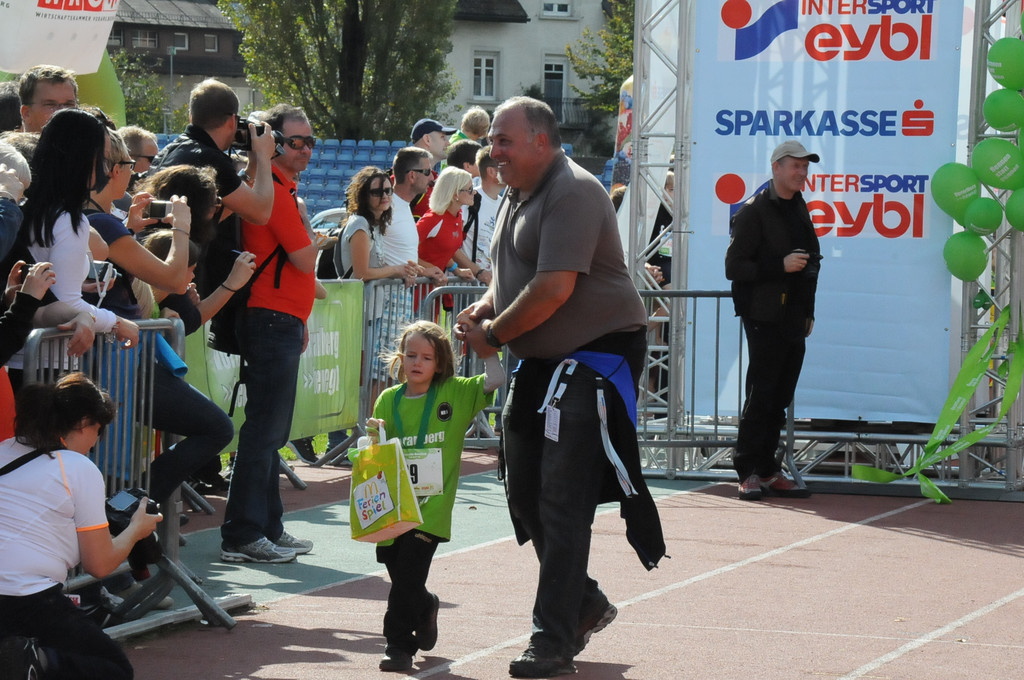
[484,322,503,348]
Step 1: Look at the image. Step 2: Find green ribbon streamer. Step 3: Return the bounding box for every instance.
[852,307,1024,503]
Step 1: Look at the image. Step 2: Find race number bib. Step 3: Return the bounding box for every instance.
[404,447,443,497]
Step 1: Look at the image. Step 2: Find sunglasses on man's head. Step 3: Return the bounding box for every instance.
[284,135,317,151]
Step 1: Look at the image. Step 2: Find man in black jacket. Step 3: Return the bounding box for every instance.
[725,140,820,502]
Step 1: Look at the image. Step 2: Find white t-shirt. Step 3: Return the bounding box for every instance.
[0,438,109,596]
[28,212,118,332]
[382,193,419,267]
[462,187,501,271]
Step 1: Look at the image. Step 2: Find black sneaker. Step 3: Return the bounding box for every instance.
[508,646,576,678]
[0,636,45,680]
[291,437,319,464]
[417,592,440,651]
[379,647,413,672]
[575,598,617,654]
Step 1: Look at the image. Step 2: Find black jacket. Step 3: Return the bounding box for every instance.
[725,181,819,327]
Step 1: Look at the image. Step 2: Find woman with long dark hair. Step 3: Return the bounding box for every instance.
[0,373,161,679]
[18,109,138,349]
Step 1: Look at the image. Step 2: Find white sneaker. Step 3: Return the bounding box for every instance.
[221,537,296,563]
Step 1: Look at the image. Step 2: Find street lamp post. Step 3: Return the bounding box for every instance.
[164,46,177,136]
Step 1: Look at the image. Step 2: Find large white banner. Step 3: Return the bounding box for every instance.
[0,0,120,74]
[688,0,964,422]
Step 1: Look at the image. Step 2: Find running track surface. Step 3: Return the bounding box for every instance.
[124,451,1024,679]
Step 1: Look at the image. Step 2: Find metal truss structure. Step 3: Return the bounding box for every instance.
[628,0,1024,500]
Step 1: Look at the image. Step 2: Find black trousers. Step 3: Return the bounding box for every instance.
[376,529,439,655]
[734,318,806,480]
[0,584,133,680]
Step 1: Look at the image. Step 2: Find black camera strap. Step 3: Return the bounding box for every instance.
[0,448,51,477]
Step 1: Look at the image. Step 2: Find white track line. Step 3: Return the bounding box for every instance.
[840,585,1024,679]
[406,497,933,678]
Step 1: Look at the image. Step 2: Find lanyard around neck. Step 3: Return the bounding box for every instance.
[392,382,438,448]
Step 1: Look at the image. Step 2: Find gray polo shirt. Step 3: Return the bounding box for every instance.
[490,152,646,359]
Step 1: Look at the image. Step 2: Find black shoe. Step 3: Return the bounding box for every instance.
[0,636,45,680]
[379,648,413,672]
[417,592,440,651]
[509,647,576,678]
[575,598,617,654]
[291,437,319,464]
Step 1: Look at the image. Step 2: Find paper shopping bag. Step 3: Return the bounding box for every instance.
[350,428,422,542]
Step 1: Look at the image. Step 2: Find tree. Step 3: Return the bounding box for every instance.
[109,50,186,133]
[565,0,634,115]
[218,0,459,141]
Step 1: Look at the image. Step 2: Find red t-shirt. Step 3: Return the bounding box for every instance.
[242,166,315,321]
[416,208,464,270]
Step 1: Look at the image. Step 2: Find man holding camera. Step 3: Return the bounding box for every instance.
[220,104,317,564]
[725,140,820,502]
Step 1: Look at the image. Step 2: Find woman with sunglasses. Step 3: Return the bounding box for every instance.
[335,166,419,284]
[0,372,162,679]
[415,167,483,283]
[82,126,193,320]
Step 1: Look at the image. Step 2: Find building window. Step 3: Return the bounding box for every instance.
[473,52,497,100]
[132,30,158,49]
[544,61,566,121]
[107,28,123,48]
[204,34,219,53]
[542,2,571,16]
[172,33,189,51]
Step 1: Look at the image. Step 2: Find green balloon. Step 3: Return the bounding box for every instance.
[984,89,1024,132]
[930,162,980,223]
[1006,191,1024,231]
[943,231,988,281]
[964,197,1003,234]
[971,138,1024,190]
[988,38,1024,90]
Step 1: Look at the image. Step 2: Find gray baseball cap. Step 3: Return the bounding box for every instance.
[771,140,820,164]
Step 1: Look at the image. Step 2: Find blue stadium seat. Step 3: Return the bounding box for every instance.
[356,139,374,151]
[391,140,407,153]
[561,143,573,157]
[354,149,371,164]
[373,139,391,150]
[340,139,357,152]
[318,147,338,162]
[370,149,389,164]
[338,148,355,163]
[321,138,340,150]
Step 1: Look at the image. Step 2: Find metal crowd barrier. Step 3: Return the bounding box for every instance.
[22,319,240,630]
[312,277,1016,499]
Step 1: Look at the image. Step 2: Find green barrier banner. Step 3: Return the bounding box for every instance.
[185,281,363,449]
[853,307,1024,503]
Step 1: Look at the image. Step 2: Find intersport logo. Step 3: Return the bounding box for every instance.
[720,0,936,62]
[716,171,929,239]
[36,0,118,11]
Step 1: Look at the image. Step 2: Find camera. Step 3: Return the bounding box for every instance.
[106,489,158,515]
[144,200,172,220]
[792,249,823,279]
[234,115,285,155]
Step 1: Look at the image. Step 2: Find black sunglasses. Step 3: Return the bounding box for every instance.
[408,168,432,176]
[284,135,317,150]
[368,187,393,197]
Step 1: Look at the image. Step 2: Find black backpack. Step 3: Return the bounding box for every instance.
[205,213,285,356]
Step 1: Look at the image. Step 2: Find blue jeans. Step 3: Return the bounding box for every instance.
[148,363,234,504]
[221,308,304,547]
[502,359,609,659]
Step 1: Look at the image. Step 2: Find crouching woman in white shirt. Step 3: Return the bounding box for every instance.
[0,372,161,679]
